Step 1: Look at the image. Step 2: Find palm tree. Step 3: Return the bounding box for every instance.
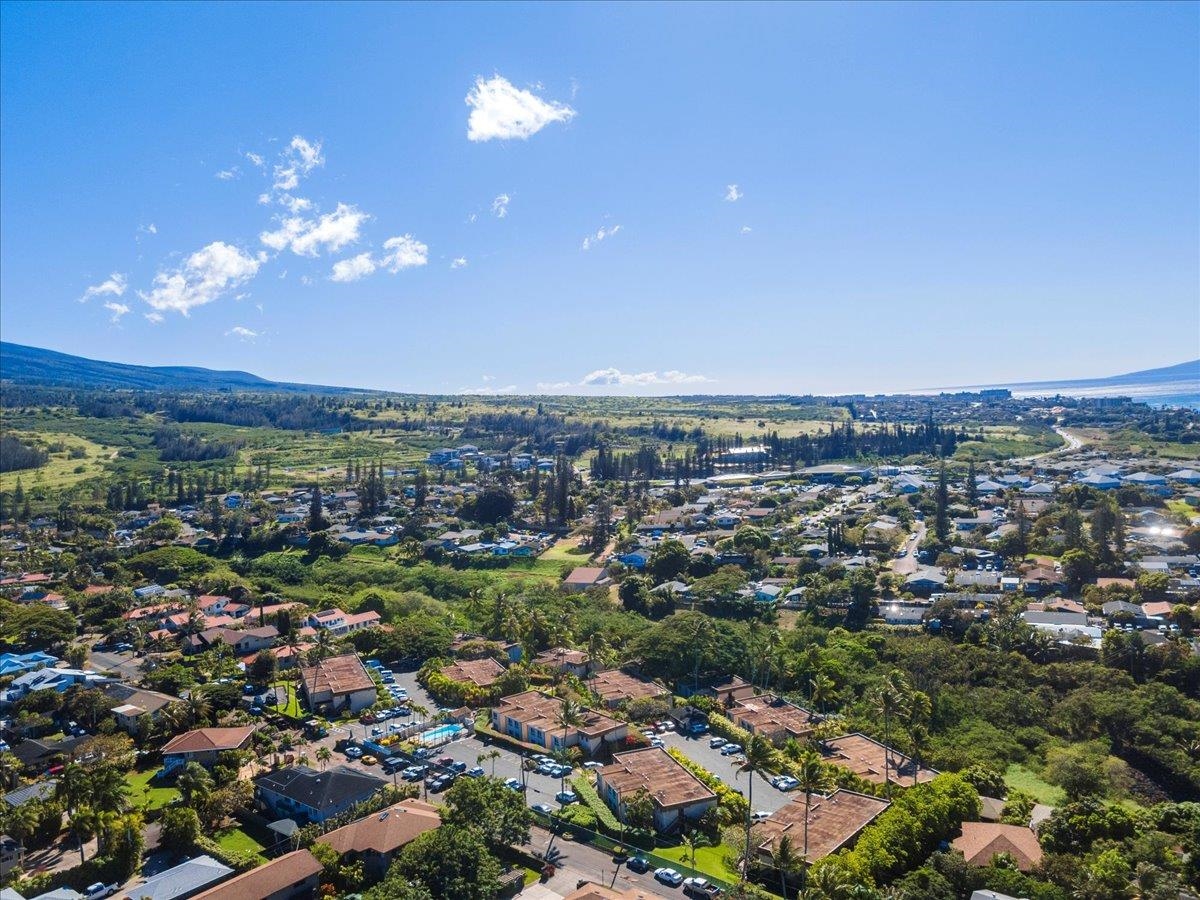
[735,734,774,884]
[682,828,702,880]
[870,671,908,798]
[57,763,92,815]
[477,749,501,778]
[0,753,21,791]
[68,802,98,865]
[769,833,802,899]
[555,699,584,796]
[185,691,211,729]
[316,747,332,770]
[808,673,835,716]
[88,765,130,815]
[794,751,831,895]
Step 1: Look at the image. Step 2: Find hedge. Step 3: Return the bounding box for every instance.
[666,747,748,825]
[570,775,623,833]
[193,835,261,872]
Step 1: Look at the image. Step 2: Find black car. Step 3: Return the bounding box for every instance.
[447,760,467,774]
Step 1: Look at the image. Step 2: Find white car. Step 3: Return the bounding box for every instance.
[82,885,117,900]
[654,867,684,887]
[709,737,726,749]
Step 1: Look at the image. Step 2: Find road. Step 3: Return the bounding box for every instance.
[1015,425,1084,463]
[888,520,926,577]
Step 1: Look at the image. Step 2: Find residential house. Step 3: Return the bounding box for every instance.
[189,850,323,900]
[596,748,716,833]
[755,790,890,863]
[318,799,440,883]
[184,626,278,656]
[904,568,947,597]
[821,733,938,786]
[563,567,609,593]
[0,834,22,879]
[953,822,1044,872]
[160,726,255,772]
[490,691,627,755]
[0,653,57,678]
[120,854,234,900]
[104,684,180,736]
[298,654,378,715]
[306,609,380,637]
[589,669,669,710]
[1,668,107,705]
[255,765,386,825]
[534,647,591,678]
[728,694,816,746]
[439,657,506,690]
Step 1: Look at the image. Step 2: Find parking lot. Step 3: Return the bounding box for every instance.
[656,730,795,816]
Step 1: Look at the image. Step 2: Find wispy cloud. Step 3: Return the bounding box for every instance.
[466,75,576,142]
[273,135,323,191]
[740,225,752,234]
[380,234,428,272]
[260,203,368,257]
[215,167,240,181]
[138,223,157,236]
[79,272,127,302]
[491,193,511,218]
[245,151,265,168]
[225,325,258,341]
[581,224,621,251]
[724,184,743,202]
[538,368,714,391]
[330,252,377,283]
[144,312,164,325]
[459,382,517,395]
[103,301,130,322]
[450,257,468,269]
[139,242,260,316]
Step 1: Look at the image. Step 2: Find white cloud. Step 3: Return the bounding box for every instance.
[450,257,468,269]
[330,252,377,283]
[740,225,752,234]
[725,184,743,202]
[465,75,576,142]
[257,193,272,205]
[467,212,478,223]
[380,234,428,272]
[492,194,510,218]
[260,202,368,257]
[280,195,312,214]
[103,301,130,322]
[79,272,127,302]
[144,311,164,324]
[459,383,517,395]
[215,167,240,181]
[580,368,713,386]
[139,241,261,316]
[226,326,258,341]
[138,223,157,236]
[245,151,265,168]
[580,224,621,251]
[273,135,324,190]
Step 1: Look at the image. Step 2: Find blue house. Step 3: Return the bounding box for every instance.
[618,550,651,569]
[0,652,58,677]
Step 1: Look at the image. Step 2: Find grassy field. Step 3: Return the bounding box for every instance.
[1074,427,1200,461]
[1004,763,1065,806]
[127,767,181,810]
[953,425,1063,461]
[213,825,268,863]
[0,430,111,494]
[656,842,739,882]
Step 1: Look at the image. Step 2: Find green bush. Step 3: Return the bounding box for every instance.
[571,775,623,833]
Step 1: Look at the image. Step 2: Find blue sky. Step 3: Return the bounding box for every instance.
[1,1,1197,395]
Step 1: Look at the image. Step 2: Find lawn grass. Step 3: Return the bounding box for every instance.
[656,843,739,882]
[1004,763,1065,806]
[127,767,180,811]
[270,681,305,719]
[0,430,110,494]
[213,826,268,863]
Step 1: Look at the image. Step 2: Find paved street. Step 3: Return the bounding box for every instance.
[889,520,926,576]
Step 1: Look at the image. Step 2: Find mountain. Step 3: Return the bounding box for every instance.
[962,360,1200,408]
[0,342,366,393]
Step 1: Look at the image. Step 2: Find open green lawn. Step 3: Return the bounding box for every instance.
[656,843,739,883]
[271,681,305,719]
[127,767,181,810]
[213,826,267,862]
[1004,763,1065,806]
[0,430,110,494]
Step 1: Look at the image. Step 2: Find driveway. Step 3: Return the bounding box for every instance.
[657,731,794,816]
[889,521,926,576]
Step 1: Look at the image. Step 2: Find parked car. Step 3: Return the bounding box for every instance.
[466,766,485,778]
[720,743,742,756]
[626,854,651,873]
[752,810,770,822]
[532,802,554,815]
[448,760,467,774]
[709,737,726,749]
[555,790,578,804]
[650,737,665,749]
[82,884,117,900]
[654,867,684,887]
[683,876,723,897]
[344,746,364,759]
[503,778,523,791]
[361,755,378,766]
[583,761,603,770]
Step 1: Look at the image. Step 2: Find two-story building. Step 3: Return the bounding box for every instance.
[254,765,386,825]
[490,691,627,755]
[596,748,716,834]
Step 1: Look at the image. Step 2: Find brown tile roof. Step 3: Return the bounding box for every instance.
[160,726,255,755]
[598,748,716,810]
[495,691,624,738]
[189,849,323,899]
[821,733,938,786]
[590,669,668,706]
[535,647,590,668]
[299,653,375,697]
[730,694,817,741]
[319,799,440,855]
[756,790,890,861]
[440,657,506,688]
[953,822,1044,872]
[564,567,606,586]
[564,885,659,900]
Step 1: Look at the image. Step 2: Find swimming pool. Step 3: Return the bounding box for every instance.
[418,723,465,745]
